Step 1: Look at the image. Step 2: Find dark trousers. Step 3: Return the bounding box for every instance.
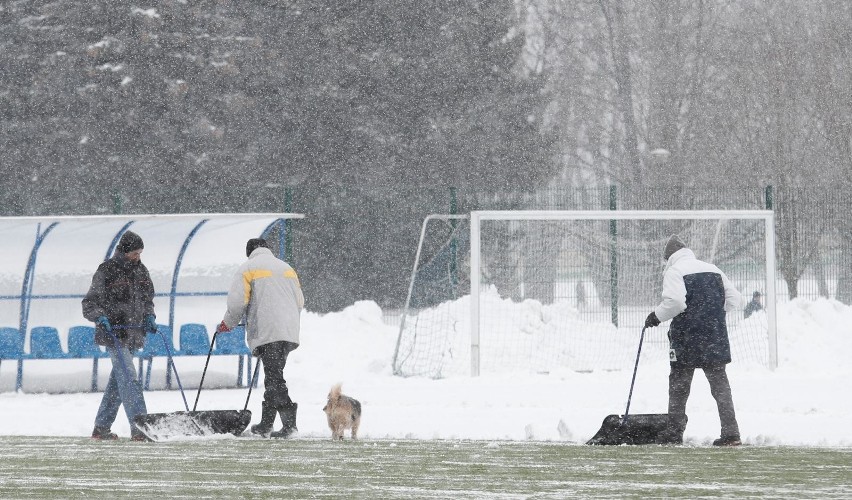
[254,341,298,409]
[669,365,740,438]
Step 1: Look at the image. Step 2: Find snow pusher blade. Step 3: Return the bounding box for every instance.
[585,413,673,445]
[134,409,251,441]
[586,327,677,445]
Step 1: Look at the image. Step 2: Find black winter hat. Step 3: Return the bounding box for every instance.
[246,238,269,257]
[117,231,144,253]
[663,234,686,260]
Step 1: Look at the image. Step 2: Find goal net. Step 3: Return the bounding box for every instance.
[392,210,776,378]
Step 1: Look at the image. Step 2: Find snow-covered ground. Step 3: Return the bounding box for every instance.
[1,298,850,447]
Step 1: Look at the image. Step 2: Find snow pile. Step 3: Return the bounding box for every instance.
[1,298,850,446]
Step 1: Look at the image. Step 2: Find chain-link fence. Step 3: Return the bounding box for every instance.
[458,185,851,305]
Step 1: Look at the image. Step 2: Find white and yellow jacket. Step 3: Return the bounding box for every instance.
[222,247,304,353]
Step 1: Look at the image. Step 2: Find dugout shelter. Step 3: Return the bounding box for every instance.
[0,213,303,392]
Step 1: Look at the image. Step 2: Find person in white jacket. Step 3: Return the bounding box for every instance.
[217,238,304,438]
[644,235,744,446]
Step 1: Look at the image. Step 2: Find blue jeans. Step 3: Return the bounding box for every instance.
[94,344,147,431]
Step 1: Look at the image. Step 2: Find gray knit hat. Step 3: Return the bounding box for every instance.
[663,235,686,260]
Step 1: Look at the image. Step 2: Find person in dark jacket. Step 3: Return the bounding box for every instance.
[82,230,157,441]
[644,235,744,446]
[743,291,763,319]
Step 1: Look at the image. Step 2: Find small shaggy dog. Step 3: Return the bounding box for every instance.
[322,383,362,440]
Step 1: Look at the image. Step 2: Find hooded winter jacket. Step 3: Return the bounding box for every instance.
[222,247,304,354]
[82,252,155,350]
[653,248,742,368]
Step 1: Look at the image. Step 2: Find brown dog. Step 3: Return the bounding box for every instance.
[322,383,362,440]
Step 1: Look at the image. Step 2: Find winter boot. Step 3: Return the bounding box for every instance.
[251,402,278,437]
[655,413,688,445]
[270,402,298,439]
[712,435,742,447]
[131,428,153,442]
[91,426,118,440]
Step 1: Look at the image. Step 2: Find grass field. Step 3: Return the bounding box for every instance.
[0,436,849,499]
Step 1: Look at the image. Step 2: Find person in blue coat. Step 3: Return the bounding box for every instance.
[644,235,744,446]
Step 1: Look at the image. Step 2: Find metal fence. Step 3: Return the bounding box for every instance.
[456,185,851,304]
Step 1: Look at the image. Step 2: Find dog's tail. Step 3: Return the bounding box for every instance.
[329,383,343,401]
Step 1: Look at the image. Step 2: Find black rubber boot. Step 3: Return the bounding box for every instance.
[251,402,278,437]
[270,402,298,439]
[655,413,688,445]
[713,435,742,446]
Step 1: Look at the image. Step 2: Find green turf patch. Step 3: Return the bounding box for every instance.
[0,437,849,498]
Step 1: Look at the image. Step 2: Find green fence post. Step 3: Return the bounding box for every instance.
[609,185,618,327]
[449,187,459,294]
[765,185,773,210]
[284,187,293,263]
[112,192,122,214]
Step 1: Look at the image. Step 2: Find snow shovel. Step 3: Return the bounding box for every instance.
[586,326,678,445]
[133,327,256,441]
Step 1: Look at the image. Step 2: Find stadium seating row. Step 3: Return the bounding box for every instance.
[0,324,251,392]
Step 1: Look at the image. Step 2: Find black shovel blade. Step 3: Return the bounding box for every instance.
[134,410,251,441]
[585,413,672,445]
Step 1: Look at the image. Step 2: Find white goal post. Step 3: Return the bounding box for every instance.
[393,210,777,379]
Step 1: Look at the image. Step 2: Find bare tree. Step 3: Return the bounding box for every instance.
[809,0,852,302]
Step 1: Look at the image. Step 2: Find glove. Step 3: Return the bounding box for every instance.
[216,321,231,334]
[96,316,111,331]
[144,314,158,333]
[644,311,661,328]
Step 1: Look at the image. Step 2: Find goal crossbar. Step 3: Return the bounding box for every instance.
[470,209,774,221]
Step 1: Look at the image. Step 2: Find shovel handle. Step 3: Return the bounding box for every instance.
[103,326,133,381]
[622,326,648,425]
[191,323,248,411]
[243,358,262,411]
[157,330,191,412]
[192,330,218,412]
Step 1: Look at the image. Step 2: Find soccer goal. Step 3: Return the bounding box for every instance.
[392,210,777,378]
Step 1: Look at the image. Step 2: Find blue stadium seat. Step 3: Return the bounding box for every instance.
[29,327,70,359]
[138,324,176,358]
[214,326,250,355]
[137,324,177,390]
[0,327,25,361]
[67,326,106,358]
[67,326,106,392]
[0,327,26,388]
[180,323,211,356]
[213,325,252,387]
